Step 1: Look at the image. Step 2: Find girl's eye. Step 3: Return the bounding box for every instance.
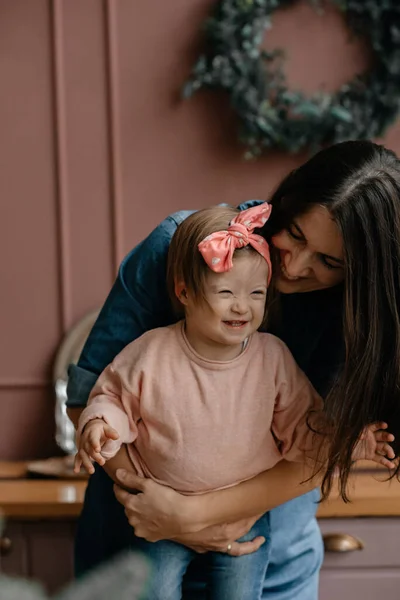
[251,290,266,296]
[218,290,232,295]
[287,225,303,241]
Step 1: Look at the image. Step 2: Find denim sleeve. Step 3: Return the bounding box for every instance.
[66,211,195,408]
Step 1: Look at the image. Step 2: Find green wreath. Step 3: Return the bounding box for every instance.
[183,0,400,157]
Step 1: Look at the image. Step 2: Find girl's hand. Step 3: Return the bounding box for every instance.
[74,419,119,475]
[353,422,396,469]
[113,469,264,556]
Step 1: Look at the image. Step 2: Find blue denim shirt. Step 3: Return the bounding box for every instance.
[67,203,344,408]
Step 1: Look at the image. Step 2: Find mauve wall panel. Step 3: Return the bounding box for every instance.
[0,388,56,459]
[0,0,399,458]
[52,0,115,328]
[0,0,60,384]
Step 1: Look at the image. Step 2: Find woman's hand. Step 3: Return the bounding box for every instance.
[172,519,265,557]
[113,469,200,540]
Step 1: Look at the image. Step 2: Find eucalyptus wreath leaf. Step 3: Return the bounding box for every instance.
[183,0,400,156]
[182,82,195,99]
[330,106,354,122]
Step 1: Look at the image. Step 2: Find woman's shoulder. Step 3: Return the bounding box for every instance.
[120,211,196,274]
[115,212,196,314]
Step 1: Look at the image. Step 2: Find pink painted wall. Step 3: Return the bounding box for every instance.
[1,0,399,459]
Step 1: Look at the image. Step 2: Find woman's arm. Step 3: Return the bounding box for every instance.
[114,459,320,537]
[66,213,182,413]
[194,460,319,527]
[67,406,83,429]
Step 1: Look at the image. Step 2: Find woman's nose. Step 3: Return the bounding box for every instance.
[285,250,312,277]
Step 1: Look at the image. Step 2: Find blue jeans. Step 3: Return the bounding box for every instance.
[75,468,323,599]
[136,513,271,600]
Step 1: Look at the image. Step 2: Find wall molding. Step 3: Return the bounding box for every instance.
[50,0,72,335]
[0,380,50,390]
[105,0,125,273]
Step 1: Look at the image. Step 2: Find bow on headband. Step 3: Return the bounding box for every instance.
[198,202,272,283]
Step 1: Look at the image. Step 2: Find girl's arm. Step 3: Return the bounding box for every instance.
[74,359,139,474]
[103,444,135,484]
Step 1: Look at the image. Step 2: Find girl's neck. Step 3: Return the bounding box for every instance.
[183,322,246,361]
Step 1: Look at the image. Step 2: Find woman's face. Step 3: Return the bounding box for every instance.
[271,205,345,294]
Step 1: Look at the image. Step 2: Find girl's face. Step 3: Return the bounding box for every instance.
[182,252,269,360]
[271,205,345,294]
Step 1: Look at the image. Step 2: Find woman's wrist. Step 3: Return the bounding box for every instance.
[175,494,211,534]
[177,488,242,532]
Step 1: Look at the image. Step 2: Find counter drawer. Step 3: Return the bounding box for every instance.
[319,569,400,600]
[0,521,75,594]
[319,518,400,569]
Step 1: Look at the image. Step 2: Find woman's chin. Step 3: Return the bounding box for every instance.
[275,276,312,294]
[276,277,333,294]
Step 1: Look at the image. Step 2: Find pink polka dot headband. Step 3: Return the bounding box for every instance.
[198,202,272,284]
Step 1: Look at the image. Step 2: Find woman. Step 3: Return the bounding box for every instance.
[67,140,400,598]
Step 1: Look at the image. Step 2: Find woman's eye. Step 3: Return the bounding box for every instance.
[319,255,341,270]
[287,225,303,241]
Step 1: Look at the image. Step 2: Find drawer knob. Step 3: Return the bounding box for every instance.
[323,532,364,553]
[0,536,13,556]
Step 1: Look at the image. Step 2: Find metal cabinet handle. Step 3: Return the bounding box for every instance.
[0,536,13,556]
[323,532,364,553]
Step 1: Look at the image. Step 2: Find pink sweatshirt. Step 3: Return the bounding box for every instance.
[77,322,324,494]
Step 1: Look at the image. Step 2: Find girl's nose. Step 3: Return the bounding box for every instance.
[232,298,248,314]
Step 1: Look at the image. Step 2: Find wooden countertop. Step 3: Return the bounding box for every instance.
[0,479,87,518]
[317,469,400,518]
[0,466,399,520]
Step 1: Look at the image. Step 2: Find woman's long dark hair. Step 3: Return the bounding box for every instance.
[266,140,400,500]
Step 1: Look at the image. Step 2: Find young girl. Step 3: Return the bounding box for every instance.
[75,203,394,600]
